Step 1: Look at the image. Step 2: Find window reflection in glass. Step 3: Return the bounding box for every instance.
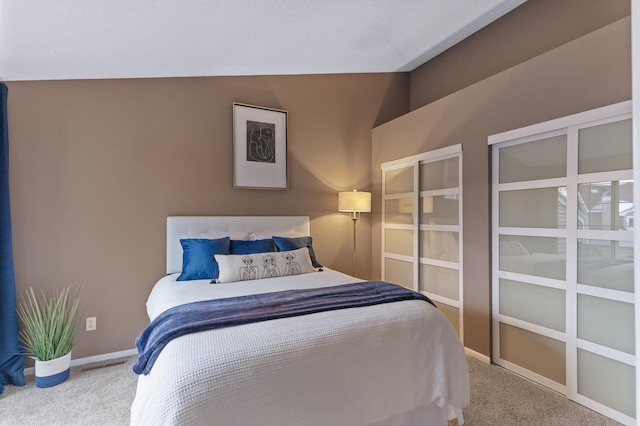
[499,235,566,280]
[578,180,633,231]
[578,239,634,292]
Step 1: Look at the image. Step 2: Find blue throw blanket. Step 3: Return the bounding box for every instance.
[133,281,435,375]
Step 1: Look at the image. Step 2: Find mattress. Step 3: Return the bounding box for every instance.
[131,269,469,425]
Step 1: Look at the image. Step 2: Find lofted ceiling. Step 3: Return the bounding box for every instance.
[0,0,526,81]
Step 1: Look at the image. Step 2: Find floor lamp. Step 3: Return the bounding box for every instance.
[338,190,371,277]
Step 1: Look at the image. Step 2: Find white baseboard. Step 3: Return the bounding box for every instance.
[464,347,491,364]
[23,348,137,376]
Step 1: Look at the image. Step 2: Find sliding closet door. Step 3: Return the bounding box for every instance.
[493,132,569,390]
[382,164,417,290]
[573,118,635,419]
[382,145,463,336]
[491,102,635,425]
[418,156,462,333]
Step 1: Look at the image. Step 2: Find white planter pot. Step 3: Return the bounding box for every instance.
[35,351,71,388]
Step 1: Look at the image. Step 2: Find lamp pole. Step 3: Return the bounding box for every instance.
[338,190,371,278]
[351,211,358,276]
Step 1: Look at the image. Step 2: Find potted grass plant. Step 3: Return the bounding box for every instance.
[17,285,81,388]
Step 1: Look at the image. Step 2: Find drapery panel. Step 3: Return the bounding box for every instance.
[0,83,24,394]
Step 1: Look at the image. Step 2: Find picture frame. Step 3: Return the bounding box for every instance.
[232,102,288,189]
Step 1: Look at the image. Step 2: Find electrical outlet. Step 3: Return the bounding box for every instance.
[86,317,96,331]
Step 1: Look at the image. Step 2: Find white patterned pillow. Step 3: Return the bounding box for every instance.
[214,247,316,283]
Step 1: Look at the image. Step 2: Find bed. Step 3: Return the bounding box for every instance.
[130,216,469,425]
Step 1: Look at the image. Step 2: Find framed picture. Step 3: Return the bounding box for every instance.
[233,103,288,189]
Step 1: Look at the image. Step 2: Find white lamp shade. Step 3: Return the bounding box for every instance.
[338,190,371,212]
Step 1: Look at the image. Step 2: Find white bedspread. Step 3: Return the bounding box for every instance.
[131,269,469,425]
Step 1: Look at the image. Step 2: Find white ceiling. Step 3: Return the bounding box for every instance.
[0,0,526,81]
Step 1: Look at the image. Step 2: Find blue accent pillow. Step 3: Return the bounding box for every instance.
[230,239,276,255]
[272,236,322,268]
[177,237,230,281]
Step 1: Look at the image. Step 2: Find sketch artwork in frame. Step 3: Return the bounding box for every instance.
[233,103,288,189]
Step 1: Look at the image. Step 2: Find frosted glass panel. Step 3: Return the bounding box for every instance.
[384,198,414,225]
[420,231,459,262]
[499,135,567,183]
[578,239,633,292]
[420,194,459,225]
[577,180,633,231]
[499,279,565,332]
[577,295,634,354]
[500,323,566,384]
[578,119,632,174]
[500,187,567,228]
[578,350,635,418]
[420,264,459,300]
[499,236,566,280]
[385,166,414,194]
[384,229,413,257]
[420,158,458,190]
[384,258,413,289]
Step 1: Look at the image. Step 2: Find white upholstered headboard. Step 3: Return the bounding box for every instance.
[166,216,310,274]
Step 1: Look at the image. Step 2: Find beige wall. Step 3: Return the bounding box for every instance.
[6,74,408,361]
[372,17,631,356]
[409,0,631,110]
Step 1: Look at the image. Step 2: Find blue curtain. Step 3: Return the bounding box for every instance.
[0,83,24,394]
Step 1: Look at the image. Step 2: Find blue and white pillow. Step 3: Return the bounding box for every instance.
[230,238,276,255]
[272,236,323,268]
[177,237,230,281]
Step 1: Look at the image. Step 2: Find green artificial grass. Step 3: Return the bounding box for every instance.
[17,285,81,361]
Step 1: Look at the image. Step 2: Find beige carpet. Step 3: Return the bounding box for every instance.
[449,357,622,426]
[0,357,137,426]
[0,355,624,425]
